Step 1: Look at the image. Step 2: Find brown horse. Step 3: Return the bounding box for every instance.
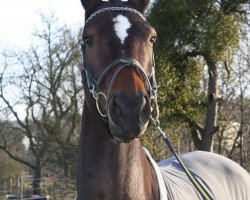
[76,0,250,199]
[77,1,158,199]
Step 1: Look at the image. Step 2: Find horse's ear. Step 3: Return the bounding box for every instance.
[127,0,150,14]
[80,0,102,18]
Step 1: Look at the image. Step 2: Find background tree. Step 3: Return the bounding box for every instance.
[0,122,24,181]
[148,0,250,151]
[0,14,82,194]
[216,36,250,168]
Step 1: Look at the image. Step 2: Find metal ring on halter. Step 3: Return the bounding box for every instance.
[95,92,107,118]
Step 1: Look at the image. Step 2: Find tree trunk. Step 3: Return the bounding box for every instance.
[201,59,218,151]
[33,164,41,195]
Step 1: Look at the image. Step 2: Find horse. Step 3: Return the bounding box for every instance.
[76,0,250,199]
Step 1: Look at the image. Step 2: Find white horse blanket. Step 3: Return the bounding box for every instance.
[145,150,250,200]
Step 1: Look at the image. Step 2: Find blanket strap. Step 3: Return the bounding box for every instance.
[150,108,214,200]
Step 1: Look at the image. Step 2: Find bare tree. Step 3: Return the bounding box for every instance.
[216,37,250,168]
[0,14,83,194]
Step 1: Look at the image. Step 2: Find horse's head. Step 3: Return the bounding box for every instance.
[80,0,157,142]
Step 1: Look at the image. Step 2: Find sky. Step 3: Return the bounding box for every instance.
[0,0,85,48]
[0,0,85,121]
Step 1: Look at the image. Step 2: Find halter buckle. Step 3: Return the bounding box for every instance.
[89,85,98,100]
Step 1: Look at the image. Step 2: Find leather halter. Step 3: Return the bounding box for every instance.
[81,7,158,118]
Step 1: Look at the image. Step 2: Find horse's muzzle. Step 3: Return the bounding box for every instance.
[107,91,151,141]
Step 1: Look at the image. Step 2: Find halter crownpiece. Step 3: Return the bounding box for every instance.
[85,7,147,25]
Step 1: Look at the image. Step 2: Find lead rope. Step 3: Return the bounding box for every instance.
[150,101,213,200]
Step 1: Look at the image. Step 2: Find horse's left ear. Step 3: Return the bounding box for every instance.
[127,0,150,14]
[80,0,102,18]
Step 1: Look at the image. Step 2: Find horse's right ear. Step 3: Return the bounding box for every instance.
[80,0,102,18]
[127,0,150,14]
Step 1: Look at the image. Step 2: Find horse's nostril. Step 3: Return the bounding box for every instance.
[113,96,124,117]
[114,96,119,105]
[141,95,147,110]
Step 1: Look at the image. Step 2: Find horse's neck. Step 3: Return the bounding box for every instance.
[77,103,159,200]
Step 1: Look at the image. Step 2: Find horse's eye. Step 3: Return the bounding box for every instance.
[149,36,157,45]
[83,37,93,47]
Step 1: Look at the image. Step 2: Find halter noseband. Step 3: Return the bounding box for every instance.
[81,7,158,118]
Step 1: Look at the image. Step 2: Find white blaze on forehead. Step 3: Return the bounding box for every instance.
[113,14,131,44]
